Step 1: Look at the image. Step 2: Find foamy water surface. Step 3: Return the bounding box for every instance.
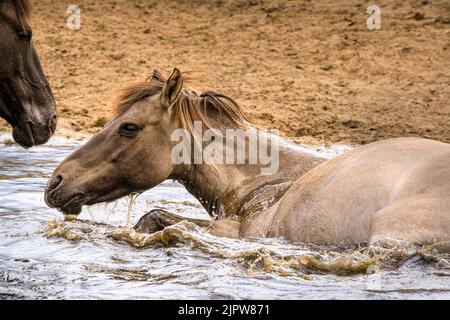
[1,135,449,299]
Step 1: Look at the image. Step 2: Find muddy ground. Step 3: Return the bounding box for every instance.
[1,0,449,145]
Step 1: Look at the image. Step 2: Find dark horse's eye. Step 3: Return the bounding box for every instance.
[17,29,32,42]
[119,123,140,137]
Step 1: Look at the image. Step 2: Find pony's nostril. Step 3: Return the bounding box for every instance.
[47,174,63,193]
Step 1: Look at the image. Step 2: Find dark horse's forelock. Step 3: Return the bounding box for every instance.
[113,71,250,134]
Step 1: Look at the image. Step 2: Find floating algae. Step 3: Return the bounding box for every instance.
[2,139,15,146]
[44,220,86,241]
[294,253,382,276]
[105,220,450,277]
[418,242,450,269]
[109,228,163,248]
[109,220,228,258]
[107,221,386,276]
[43,215,450,279]
[43,219,113,242]
[64,214,78,222]
[156,199,203,209]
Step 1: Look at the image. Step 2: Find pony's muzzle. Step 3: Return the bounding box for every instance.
[45,173,85,215]
[44,174,65,208]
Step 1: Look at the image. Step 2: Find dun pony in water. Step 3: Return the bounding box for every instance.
[45,69,450,245]
[0,0,57,147]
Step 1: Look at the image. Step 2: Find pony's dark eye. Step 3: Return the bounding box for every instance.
[119,123,140,136]
[17,29,32,42]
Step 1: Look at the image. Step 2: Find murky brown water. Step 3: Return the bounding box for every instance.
[1,135,449,299]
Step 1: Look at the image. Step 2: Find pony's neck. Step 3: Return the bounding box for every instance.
[170,129,325,220]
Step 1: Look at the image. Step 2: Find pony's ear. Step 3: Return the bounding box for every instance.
[161,68,183,109]
[150,69,163,80]
[147,69,164,82]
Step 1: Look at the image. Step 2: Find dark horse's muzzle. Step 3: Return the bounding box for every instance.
[11,112,57,148]
[0,80,57,148]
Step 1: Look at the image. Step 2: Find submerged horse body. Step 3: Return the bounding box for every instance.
[45,69,450,245]
[0,0,57,147]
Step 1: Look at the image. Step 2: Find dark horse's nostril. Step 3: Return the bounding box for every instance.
[47,174,63,193]
[48,114,57,134]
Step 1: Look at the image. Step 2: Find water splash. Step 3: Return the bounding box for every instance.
[85,201,120,224]
[2,135,450,299]
[44,219,450,278]
[126,192,140,227]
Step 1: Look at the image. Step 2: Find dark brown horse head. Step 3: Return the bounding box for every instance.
[45,68,248,216]
[0,0,57,148]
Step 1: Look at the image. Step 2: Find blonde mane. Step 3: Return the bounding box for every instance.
[113,71,250,134]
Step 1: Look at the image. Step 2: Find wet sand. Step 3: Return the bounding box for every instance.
[1,0,449,145]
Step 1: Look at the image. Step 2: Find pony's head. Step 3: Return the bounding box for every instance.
[0,0,57,147]
[45,68,248,215]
